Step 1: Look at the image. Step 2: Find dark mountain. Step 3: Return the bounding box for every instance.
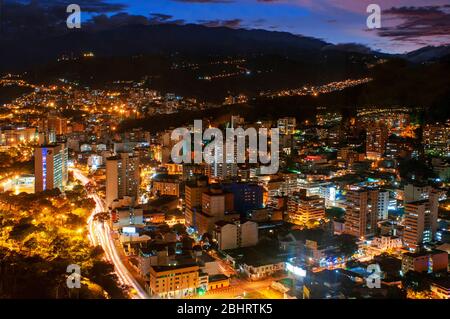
[0,23,330,72]
[1,22,395,74]
[403,45,450,63]
[17,24,383,103]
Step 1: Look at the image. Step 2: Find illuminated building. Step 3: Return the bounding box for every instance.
[337,147,365,167]
[277,117,296,135]
[404,183,432,203]
[213,220,258,250]
[371,189,389,221]
[0,127,38,146]
[208,274,230,291]
[185,178,209,227]
[111,206,144,230]
[0,174,35,194]
[34,143,68,192]
[152,174,181,197]
[431,278,450,299]
[106,152,140,207]
[401,250,448,274]
[344,190,378,238]
[288,190,325,225]
[192,186,238,235]
[148,264,202,298]
[366,121,388,160]
[403,190,439,251]
[42,115,68,135]
[423,122,450,157]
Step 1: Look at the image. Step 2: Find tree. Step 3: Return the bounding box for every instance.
[335,234,358,259]
[402,271,430,292]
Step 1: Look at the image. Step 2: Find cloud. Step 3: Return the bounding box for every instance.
[377,5,450,43]
[170,0,234,3]
[6,0,127,13]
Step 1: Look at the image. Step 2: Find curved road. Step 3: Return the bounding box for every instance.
[72,168,149,299]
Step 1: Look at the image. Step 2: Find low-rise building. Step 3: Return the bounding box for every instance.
[431,277,450,299]
[401,250,448,274]
[213,220,258,250]
[148,264,201,299]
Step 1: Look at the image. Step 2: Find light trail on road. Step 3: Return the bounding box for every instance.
[72,168,149,299]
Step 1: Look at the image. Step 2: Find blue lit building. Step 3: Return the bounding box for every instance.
[34,143,68,192]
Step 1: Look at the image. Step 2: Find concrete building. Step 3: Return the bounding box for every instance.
[423,122,450,157]
[106,152,140,207]
[34,143,68,192]
[213,220,258,250]
[431,277,450,299]
[401,250,448,274]
[370,189,389,221]
[222,182,264,215]
[344,190,377,238]
[111,206,145,229]
[403,190,439,251]
[46,115,68,135]
[404,183,432,204]
[148,264,202,299]
[191,186,238,235]
[288,190,325,225]
[152,174,181,197]
[366,121,388,160]
[277,117,296,135]
[185,178,209,227]
[0,126,38,147]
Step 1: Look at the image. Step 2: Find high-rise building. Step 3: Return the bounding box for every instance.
[404,183,432,203]
[366,121,388,160]
[185,178,209,227]
[403,190,439,251]
[370,189,389,221]
[423,122,450,157]
[34,143,68,192]
[192,186,238,235]
[206,140,238,180]
[344,190,378,238]
[41,115,68,135]
[288,190,325,225]
[222,182,263,215]
[152,174,181,197]
[277,117,296,135]
[106,152,140,207]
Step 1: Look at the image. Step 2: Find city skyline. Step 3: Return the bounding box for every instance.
[0,0,449,303]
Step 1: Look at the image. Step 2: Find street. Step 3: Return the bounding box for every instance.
[72,168,149,299]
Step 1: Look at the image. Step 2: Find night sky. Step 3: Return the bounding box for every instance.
[7,0,450,53]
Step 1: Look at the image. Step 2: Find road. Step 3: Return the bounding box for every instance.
[72,168,149,299]
[193,275,288,299]
[207,251,237,277]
